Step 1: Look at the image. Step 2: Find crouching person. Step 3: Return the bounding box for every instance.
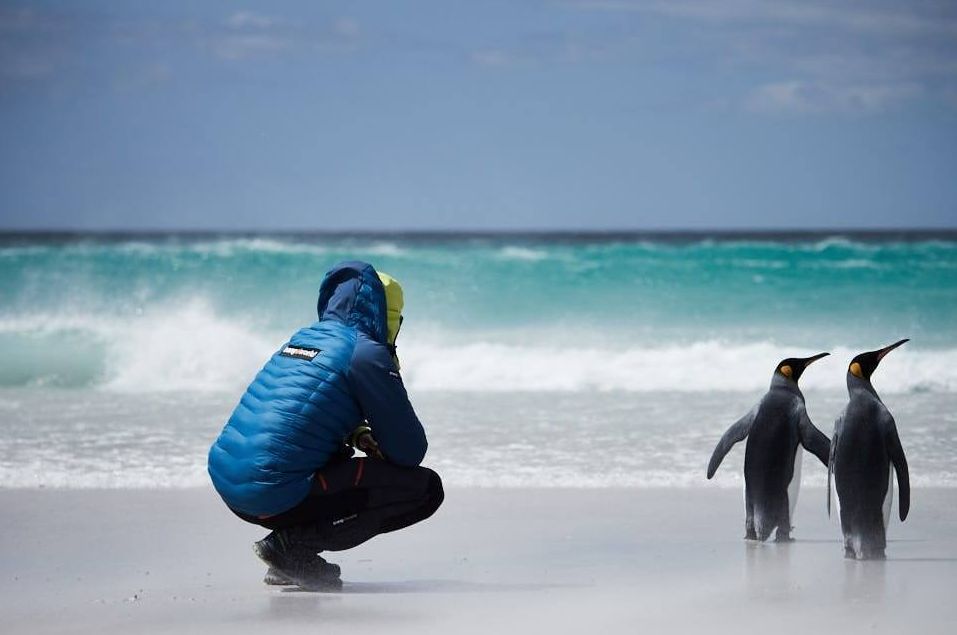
[208,261,443,590]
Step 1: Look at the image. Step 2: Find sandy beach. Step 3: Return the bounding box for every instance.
[3,486,956,634]
[4,0,957,631]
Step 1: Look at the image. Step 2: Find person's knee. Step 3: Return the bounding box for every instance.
[422,468,444,517]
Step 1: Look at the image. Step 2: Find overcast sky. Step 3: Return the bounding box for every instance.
[1,0,955,231]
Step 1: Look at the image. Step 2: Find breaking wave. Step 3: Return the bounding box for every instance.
[0,303,953,393]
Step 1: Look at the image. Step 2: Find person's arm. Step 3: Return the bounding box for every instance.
[347,335,427,466]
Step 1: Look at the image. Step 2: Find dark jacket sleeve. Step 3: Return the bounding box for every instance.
[347,335,428,467]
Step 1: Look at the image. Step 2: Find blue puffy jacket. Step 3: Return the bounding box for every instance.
[207,261,428,517]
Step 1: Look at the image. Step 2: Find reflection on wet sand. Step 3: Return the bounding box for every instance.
[744,542,792,601]
[842,560,886,603]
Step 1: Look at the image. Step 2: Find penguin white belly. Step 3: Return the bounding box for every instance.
[788,446,803,522]
[883,466,894,529]
[830,475,841,518]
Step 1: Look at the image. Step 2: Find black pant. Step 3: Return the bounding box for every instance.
[235,458,444,552]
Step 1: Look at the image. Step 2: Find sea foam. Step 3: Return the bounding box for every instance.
[1,234,955,393]
[0,302,278,392]
[0,305,954,393]
[400,339,957,394]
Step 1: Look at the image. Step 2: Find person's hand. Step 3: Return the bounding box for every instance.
[356,431,384,459]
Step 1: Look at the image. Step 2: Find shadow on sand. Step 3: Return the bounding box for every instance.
[280,579,575,594]
[793,538,925,544]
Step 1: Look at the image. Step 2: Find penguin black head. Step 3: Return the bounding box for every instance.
[849,339,909,381]
[775,352,830,383]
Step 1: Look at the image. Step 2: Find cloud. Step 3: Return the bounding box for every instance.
[0,6,367,94]
[334,17,360,39]
[468,29,619,70]
[745,80,922,114]
[789,51,957,85]
[225,11,281,31]
[206,11,361,61]
[566,0,957,113]
[111,62,172,92]
[571,0,957,37]
[0,8,68,81]
[472,49,517,68]
[471,46,565,70]
[210,33,292,61]
[206,11,293,60]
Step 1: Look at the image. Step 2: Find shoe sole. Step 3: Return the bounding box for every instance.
[252,541,342,588]
[264,567,295,586]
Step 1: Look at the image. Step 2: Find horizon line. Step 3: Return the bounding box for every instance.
[1,227,956,242]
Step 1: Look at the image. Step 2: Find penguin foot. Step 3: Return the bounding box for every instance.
[774,530,794,543]
[744,530,758,541]
[844,548,857,560]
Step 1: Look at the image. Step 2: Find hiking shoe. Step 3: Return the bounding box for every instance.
[262,566,343,590]
[263,566,294,586]
[253,530,341,590]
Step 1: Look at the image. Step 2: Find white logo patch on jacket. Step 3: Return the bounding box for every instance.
[280,345,320,361]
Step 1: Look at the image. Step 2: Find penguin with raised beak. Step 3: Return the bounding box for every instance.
[708,353,831,541]
[828,339,911,560]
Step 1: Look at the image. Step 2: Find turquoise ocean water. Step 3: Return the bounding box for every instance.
[1,233,955,488]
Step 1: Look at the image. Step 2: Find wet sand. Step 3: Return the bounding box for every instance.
[2,486,956,634]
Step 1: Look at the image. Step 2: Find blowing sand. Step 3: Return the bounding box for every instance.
[2,486,955,634]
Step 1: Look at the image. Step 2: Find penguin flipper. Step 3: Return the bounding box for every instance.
[798,410,831,468]
[826,460,833,517]
[827,414,844,518]
[707,408,755,479]
[884,414,910,521]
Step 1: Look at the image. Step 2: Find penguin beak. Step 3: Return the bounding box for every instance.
[801,352,830,368]
[876,338,909,361]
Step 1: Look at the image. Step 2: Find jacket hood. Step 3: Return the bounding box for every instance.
[377,271,403,347]
[377,271,404,369]
[316,261,390,344]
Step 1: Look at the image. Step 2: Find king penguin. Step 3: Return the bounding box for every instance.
[828,339,911,560]
[707,353,831,542]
